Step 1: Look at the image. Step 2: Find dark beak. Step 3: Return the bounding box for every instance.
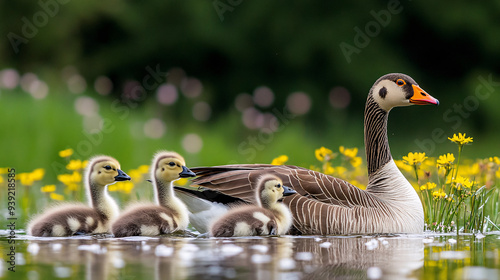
[282,185,297,197]
[114,169,131,181]
[179,166,196,178]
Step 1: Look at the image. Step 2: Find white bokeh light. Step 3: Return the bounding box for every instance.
[75,97,99,117]
[143,118,166,139]
[156,83,178,105]
[182,133,203,154]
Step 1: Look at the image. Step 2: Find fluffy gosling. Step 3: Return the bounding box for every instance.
[27,155,130,237]
[111,151,195,237]
[209,174,296,237]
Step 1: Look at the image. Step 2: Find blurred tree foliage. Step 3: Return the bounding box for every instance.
[1,0,500,151]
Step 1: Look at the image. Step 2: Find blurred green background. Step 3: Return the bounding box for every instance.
[1,0,499,178]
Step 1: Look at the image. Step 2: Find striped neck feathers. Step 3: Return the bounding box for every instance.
[364,93,392,177]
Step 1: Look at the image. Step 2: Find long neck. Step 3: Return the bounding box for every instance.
[154,179,174,207]
[364,94,392,177]
[87,182,118,220]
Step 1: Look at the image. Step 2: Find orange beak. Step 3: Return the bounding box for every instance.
[409,84,439,105]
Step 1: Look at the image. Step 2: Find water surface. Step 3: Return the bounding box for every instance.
[1,231,499,279]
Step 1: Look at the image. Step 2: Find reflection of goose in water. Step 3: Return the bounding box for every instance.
[22,235,424,279]
[150,236,423,279]
[294,236,424,279]
[24,238,117,279]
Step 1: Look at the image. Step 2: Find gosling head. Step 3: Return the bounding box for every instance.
[152,151,196,183]
[370,73,439,112]
[86,155,131,187]
[256,175,296,206]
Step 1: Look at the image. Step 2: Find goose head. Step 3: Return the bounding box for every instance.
[371,73,439,112]
[152,151,196,183]
[86,156,131,187]
[257,175,296,206]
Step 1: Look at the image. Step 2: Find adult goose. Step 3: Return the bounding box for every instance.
[181,73,439,235]
[28,156,131,237]
[112,151,196,237]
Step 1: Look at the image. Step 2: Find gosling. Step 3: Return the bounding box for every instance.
[111,151,196,237]
[27,155,131,237]
[209,174,296,237]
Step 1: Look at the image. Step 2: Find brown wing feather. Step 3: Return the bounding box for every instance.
[191,165,378,208]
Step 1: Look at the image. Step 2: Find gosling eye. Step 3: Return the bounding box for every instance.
[276,184,281,189]
[104,165,112,170]
[396,79,406,86]
[169,162,176,167]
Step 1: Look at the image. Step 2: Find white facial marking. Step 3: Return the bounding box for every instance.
[372,80,411,111]
[67,217,81,232]
[52,225,66,236]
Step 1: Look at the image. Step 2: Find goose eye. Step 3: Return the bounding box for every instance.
[276,184,281,188]
[104,165,112,170]
[168,162,176,167]
[396,79,406,86]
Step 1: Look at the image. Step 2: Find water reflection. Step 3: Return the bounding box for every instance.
[3,233,500,280]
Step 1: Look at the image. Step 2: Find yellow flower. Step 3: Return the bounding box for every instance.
[420,182,437,190]
[271,155,289,165]
[489,157,500,165]
[41,184,56,193]
[138,165,150,174]
[335,166,347,176]
[50,193,65,201]
[395,160,413,172]
[460,163,480,178]
[175,178,189,186]
[350,179,366,190]
[448,133,473,146]
[58,171,82,186]
[31,168,45,181]
[108,184,119,192]
[403,152,427,166]
[437,153,455,167]
[323,162,335,175]
[350,157,362,168]
[66,183,80,191]
[17,170,45,186]
[0,167,9,174]
[339,146,363,167]
[432,189,446,198]
[452,176,474,190]
[59,148,74,158]
[109,181,134,194]
[0,176,3,184]
[128,169,143,183]
[66,159,85,170]
[339,146,358,158]
[315,147,334,162]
